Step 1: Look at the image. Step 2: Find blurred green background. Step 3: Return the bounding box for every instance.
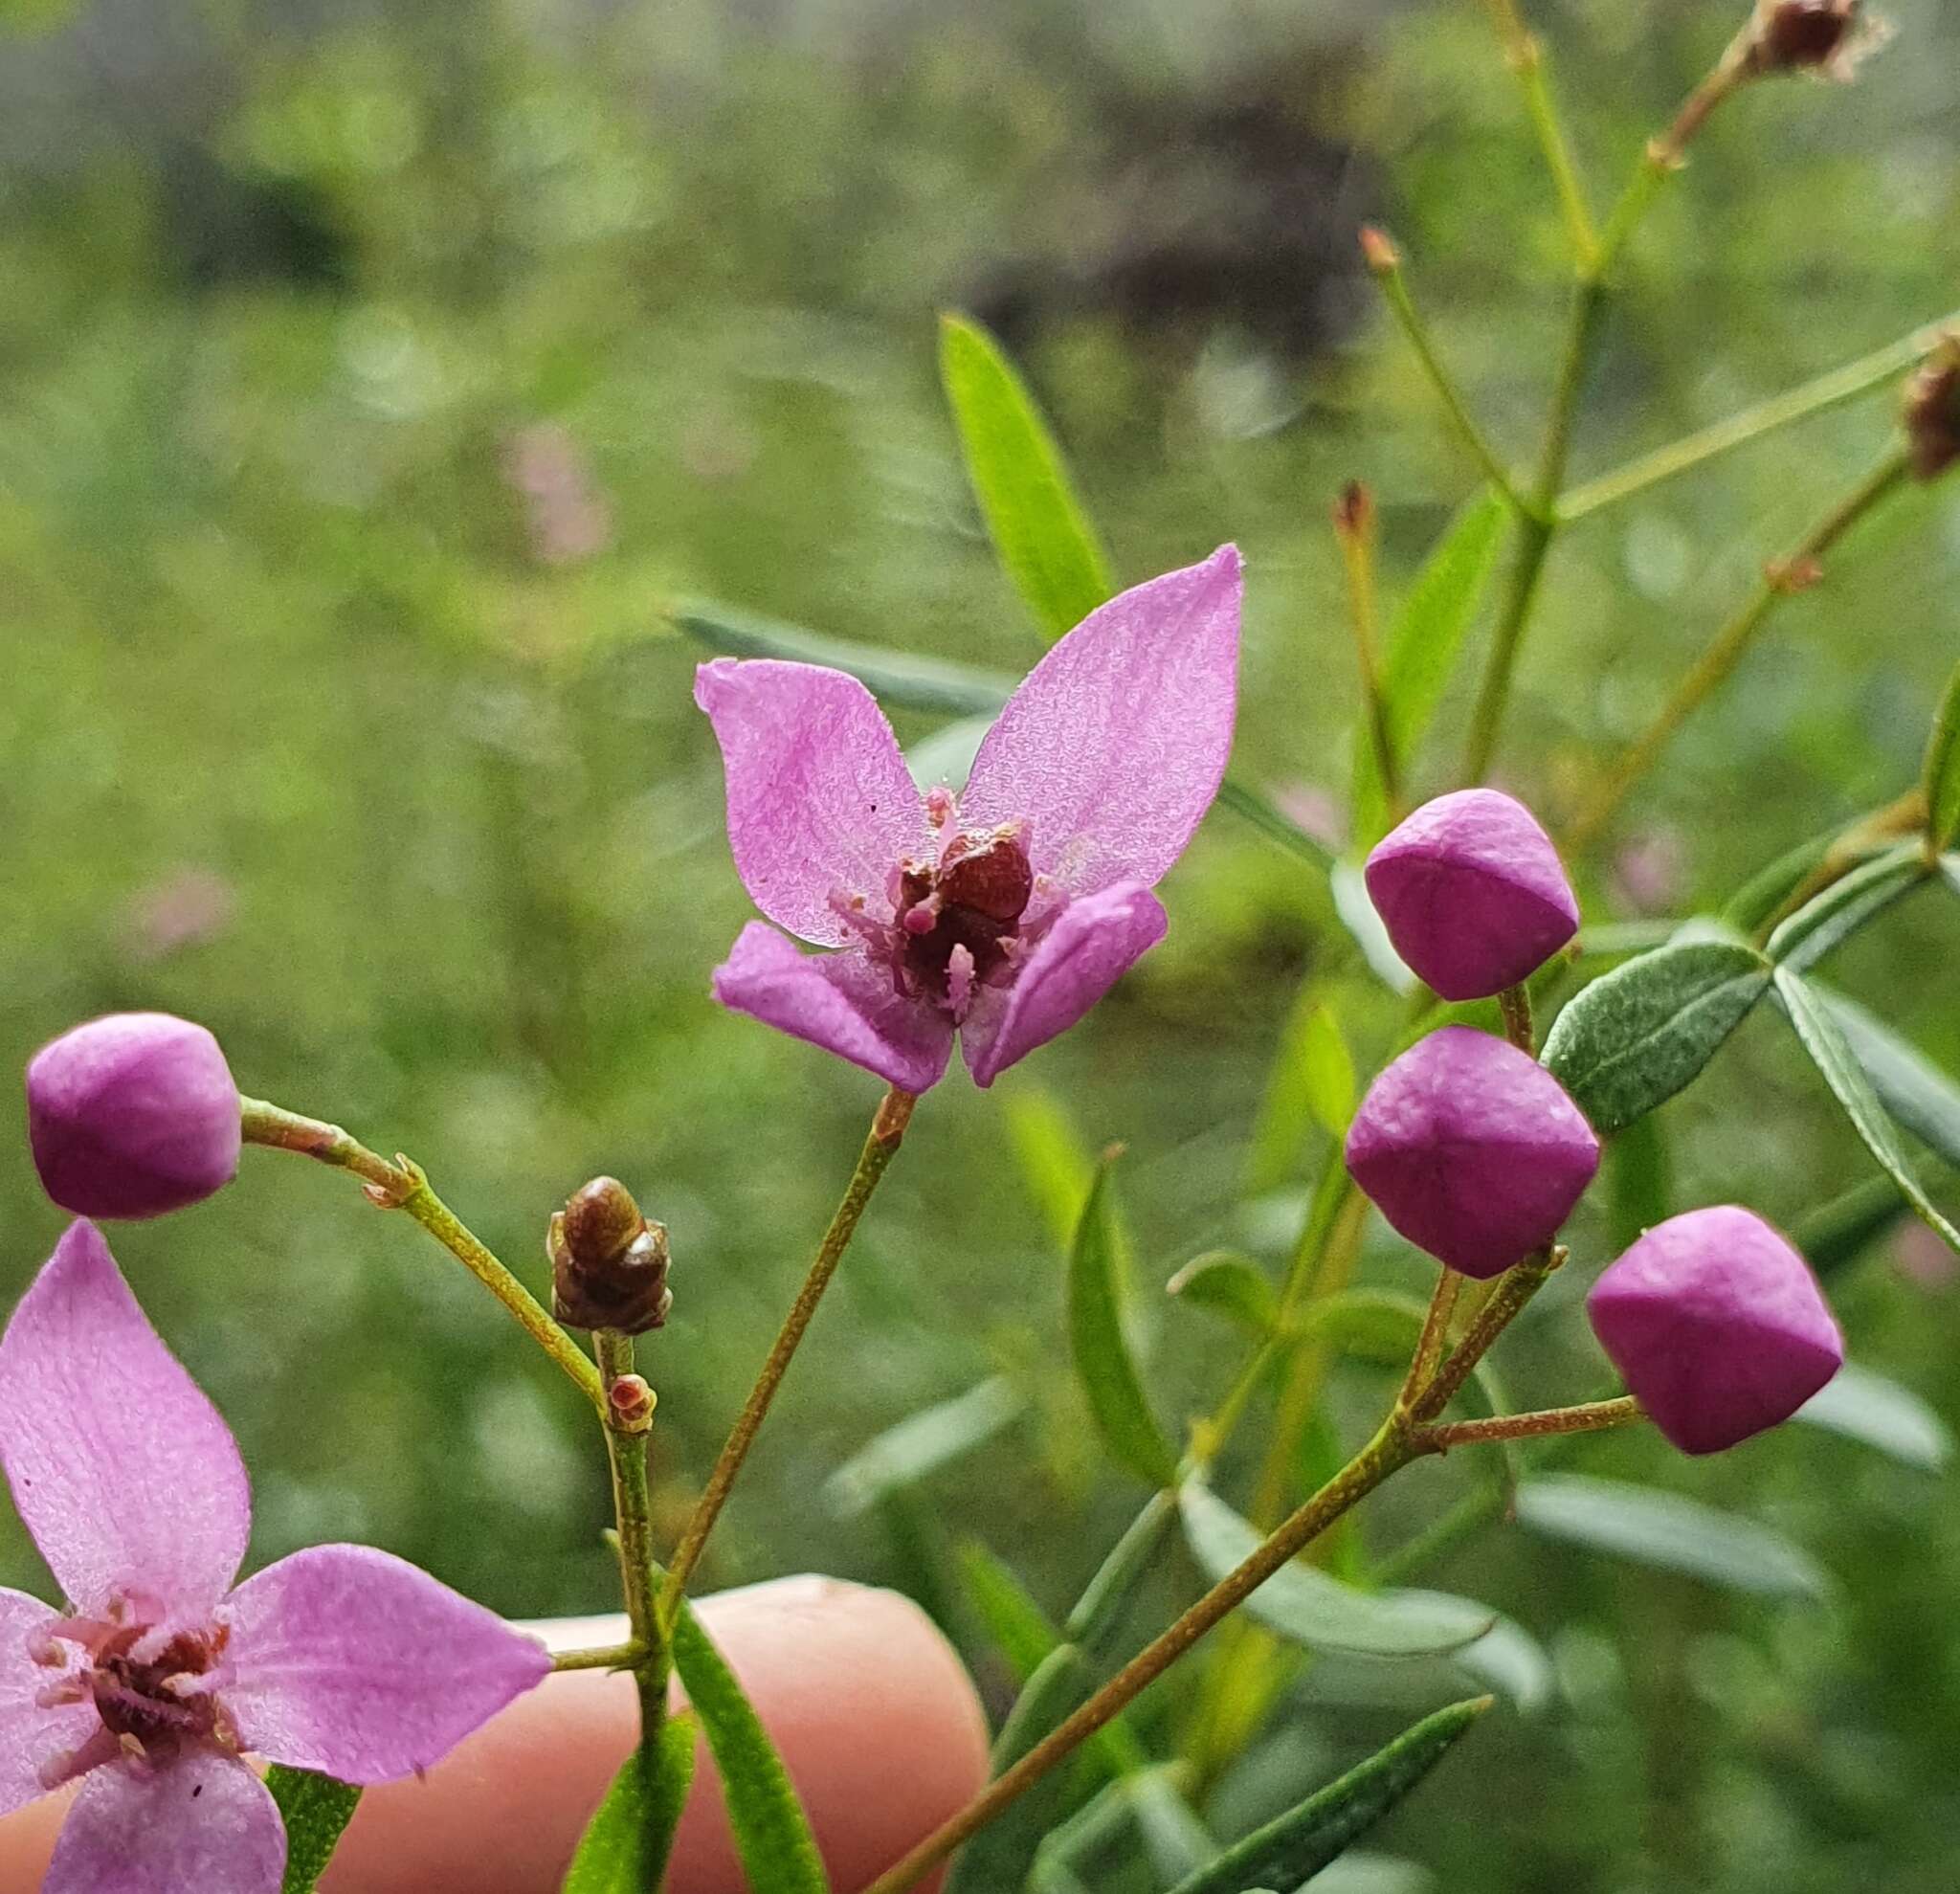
[3,0,1960,1886]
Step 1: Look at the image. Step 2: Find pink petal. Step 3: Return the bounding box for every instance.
[696,659,929,946]
[46,1751,284,1894]
[0,1223,249,1619]
[960,547,1241,896]
[0,1588,93,1817]
[221,1545,549,1783]
[713,923,955,1093]
[962,882,1167,1087]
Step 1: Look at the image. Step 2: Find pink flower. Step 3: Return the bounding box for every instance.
[695,548,1242,1090]
[0,1224,550,1894]
[1588,1206,1844,1455]
[1344,1026,1600,1278]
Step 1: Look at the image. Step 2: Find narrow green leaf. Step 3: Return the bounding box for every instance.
[939,313,1114,641]
[1924,657,1960,856]
[1352,492,1507,844]
[1542,941,1771,1133]
[1453,1616,1554,1712]
[1605,1114,1674,1254]
[1814,988,1960,1168]
[268,1767,361,1894]
[958,1540,1060,1680]
[1330,860,1417,993]
[1178,1483,1495,1657]
[1215,777,1337,871]
[1723,824,1840,931]
[1063,1489,1177,1650]
[1513,1476,1830,1599]
[1164,1697,1491,1894]
[1793,1173,1909,1276]
[1775,967,1960,1255]
[1167,1251,1281,1335]
[946,1643,1098,1894]
[1003,1089,1098,1248]
[1764,842,1927,971]
[1128,1770,1217,1882]
[1793,1361,1951,1469]
[670,1605,828,1894]
[1069,1159,1178,1487]
[1248,983,1356,1193]
[675,599,1014,716]
[825,1377,1025,1518]
[561,1712,699,1894]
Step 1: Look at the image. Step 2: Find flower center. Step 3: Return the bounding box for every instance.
[890,825,1035,1012]
[31,1593,234,1785]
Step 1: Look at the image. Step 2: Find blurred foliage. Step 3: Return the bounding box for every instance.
[2,0,1960,1887]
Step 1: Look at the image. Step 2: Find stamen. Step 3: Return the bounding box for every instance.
[33,1679,88,1710]
[924,787,954,830]
[946,945,976,1021]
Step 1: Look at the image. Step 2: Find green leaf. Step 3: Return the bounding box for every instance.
[1453,1616,1555,1712]
[1068,1158,1178,1487]
[1167,1251,1281,1335]
[268,1767,361,1894]
[938,313,1114,641]
[1774,967,1960,1255]
[1163,1697,1491,1894]
[1605,1114,1674,1254]
[1128,1770,1217,1882]
[1063,1489,1177,1650]
[824,1377,1023,1518]
[675,599,1014,716]
[670,1604,828,1894]
[1793,1362,1951,1469]
[1351,492,1507,845]
[1215,777,1337,872]
[1178,1483,1495,1656]
[1924,657,1960,856]
[958,1539,1061,1680]
[1793,1173,1910,1276]
[1541,941,1771,1133]
[1764,842,1927,971]
[1513,1476,1830,1599]
[561,1712,699,1894]
[1247,984,1357,1194]
[1330,860,1417,994]
[946,1643,1099,1894]
[1723,823,1840,931]
[1813,988,1960,1169]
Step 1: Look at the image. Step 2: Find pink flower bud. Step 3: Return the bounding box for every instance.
[1587,1206,1843,1455]
[1344,1026,1599,1278]
[1364,789,1579,1001]
[26,1014,241,1219]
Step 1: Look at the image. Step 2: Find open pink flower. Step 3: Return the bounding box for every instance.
[0,1223,550,1894]
[696,547,1242,1090]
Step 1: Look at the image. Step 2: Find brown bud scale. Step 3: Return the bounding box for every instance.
[549,1177,673,1335]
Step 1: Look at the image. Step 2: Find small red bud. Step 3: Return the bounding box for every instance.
[607,1373,656,1430]
[1357,225,1401,274]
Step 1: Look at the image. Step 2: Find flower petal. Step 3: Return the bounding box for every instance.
[696,658,929,946]
[713,922,955,1093]
[960,546,1241,895]
[46,1751,284,1894]
[0,1223,249,1619]
[0,1588,92,1817]
[962,882,1167,1087]
[221,1544,549,1783]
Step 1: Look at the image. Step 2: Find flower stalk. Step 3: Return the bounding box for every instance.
[1565,444,1914,849]
[595,1328,671,1773]
[658,1085,917,1619]
[1413,1394,1643,1453]
[238,1098,604,1410]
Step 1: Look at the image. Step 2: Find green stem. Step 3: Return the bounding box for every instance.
[1336,486,1402,814]
[239,1098,602,1410]
[1411,1249,1560,1425]
[596,1330,671,1786]
[658,1086,916,1620]
[1363,231,1531,515]
[1483,0,1598,265]
[858,1423,1414,1894]
[550,1641,646,1673]
[1561,309,1960,520]
[1566,447,1914,849]
[1414,1394,1644,1454]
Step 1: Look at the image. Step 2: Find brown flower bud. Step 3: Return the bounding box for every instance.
[549,1176,673,1335]
[1904,343,1960,484]
[1744,0,1889,79]
[608,1373,657,1431]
